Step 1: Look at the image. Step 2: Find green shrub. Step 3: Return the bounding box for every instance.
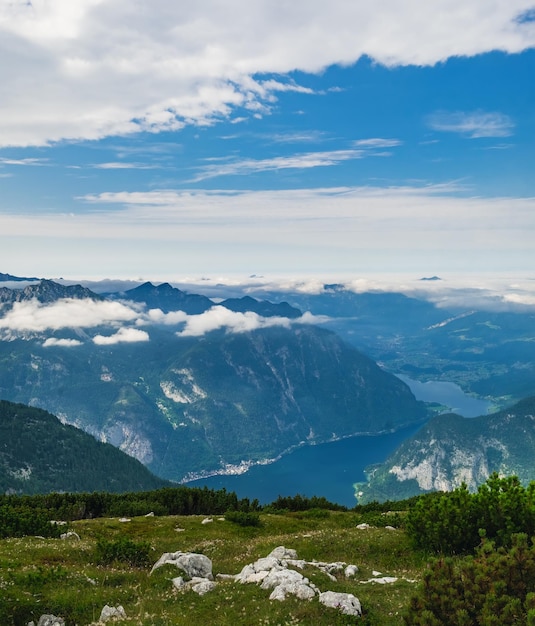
[94,536,151,568]
[406,474,535,555]
[224,510,261,527]
[0,505,62,539]
[404,534,535,625]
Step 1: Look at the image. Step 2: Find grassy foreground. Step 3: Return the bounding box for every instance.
[0,510,428,625]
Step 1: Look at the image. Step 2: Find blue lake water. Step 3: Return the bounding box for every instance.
[187,376,492,507]
[396,375,492,418]
[186,423,424,507]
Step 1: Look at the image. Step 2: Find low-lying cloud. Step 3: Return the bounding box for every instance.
[42,337,83,348]
[177,306,291,336]
[0,298,140,332]
[93,327,150,345]
[0,296,328,343]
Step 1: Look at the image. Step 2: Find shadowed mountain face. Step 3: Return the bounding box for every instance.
[118,282,213,314]
[0,280,427,483]
[357,396,535,503]
[0,400,170,495]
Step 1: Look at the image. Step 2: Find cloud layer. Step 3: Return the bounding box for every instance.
[1,0,534,146]
[0,296,328,344]
[2,184,534,277]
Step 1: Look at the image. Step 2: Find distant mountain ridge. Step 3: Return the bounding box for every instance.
[0,272,41,282]
[0,279,101,305]
[115,281,303,318]
[357,396,535,503]
[0,277,427,483]
[0,400,170,494]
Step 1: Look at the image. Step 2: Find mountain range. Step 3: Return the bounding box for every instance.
[0,278,427,485]
[2,272,535,501]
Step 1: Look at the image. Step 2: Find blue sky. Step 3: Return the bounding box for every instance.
[0,1,534,285]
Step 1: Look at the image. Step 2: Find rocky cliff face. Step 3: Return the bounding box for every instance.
[357,397,535,503]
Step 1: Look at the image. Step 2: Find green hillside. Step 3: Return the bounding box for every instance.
[0,400,170,494]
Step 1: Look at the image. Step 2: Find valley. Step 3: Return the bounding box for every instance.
[1,273,534,505]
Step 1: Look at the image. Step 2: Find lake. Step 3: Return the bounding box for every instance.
[186,423,424,507]
[187,376,492,507]
[396,375,492,418]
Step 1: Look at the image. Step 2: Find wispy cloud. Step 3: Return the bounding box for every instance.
[427,111,515,138]
[268,131,328,144]
[0,157,49,166]
[353,138,402,148]
[92,162,162,170]
[190,150,363,181]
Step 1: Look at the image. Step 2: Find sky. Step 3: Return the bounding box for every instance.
[0,0,534,285]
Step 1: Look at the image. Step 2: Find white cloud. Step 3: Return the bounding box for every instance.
[0,157,49,166]
[189,140,401,180]
[93,162,161,170]
[427,111,515,138]
[0,298,140,332]
[0,1,533,146]
[176,305,326,337]
[93,327,150,344]
[177,306,289,336]
[353,138,402,148]
[146,308,189,324]
[190,150,364,181]
[43,337,83,347]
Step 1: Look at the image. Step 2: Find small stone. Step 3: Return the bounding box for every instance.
[99,604,127,622]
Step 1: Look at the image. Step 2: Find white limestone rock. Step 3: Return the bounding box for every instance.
[268,546,298,560]
[172,576,186,590]
[32,616,65,626]
[191,580,217,595]
[150,551,213,580]
[344,564,359,578]
[60,531,80,541]
[99,605,126,622]
[319,591,362,617]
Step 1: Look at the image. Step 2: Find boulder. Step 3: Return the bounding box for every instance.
[319,591,362,617]
[151,551,213,580]
[268,546,298,560]
[262,567,317,601]
[172,575,217,595]
[234,546,362,617]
